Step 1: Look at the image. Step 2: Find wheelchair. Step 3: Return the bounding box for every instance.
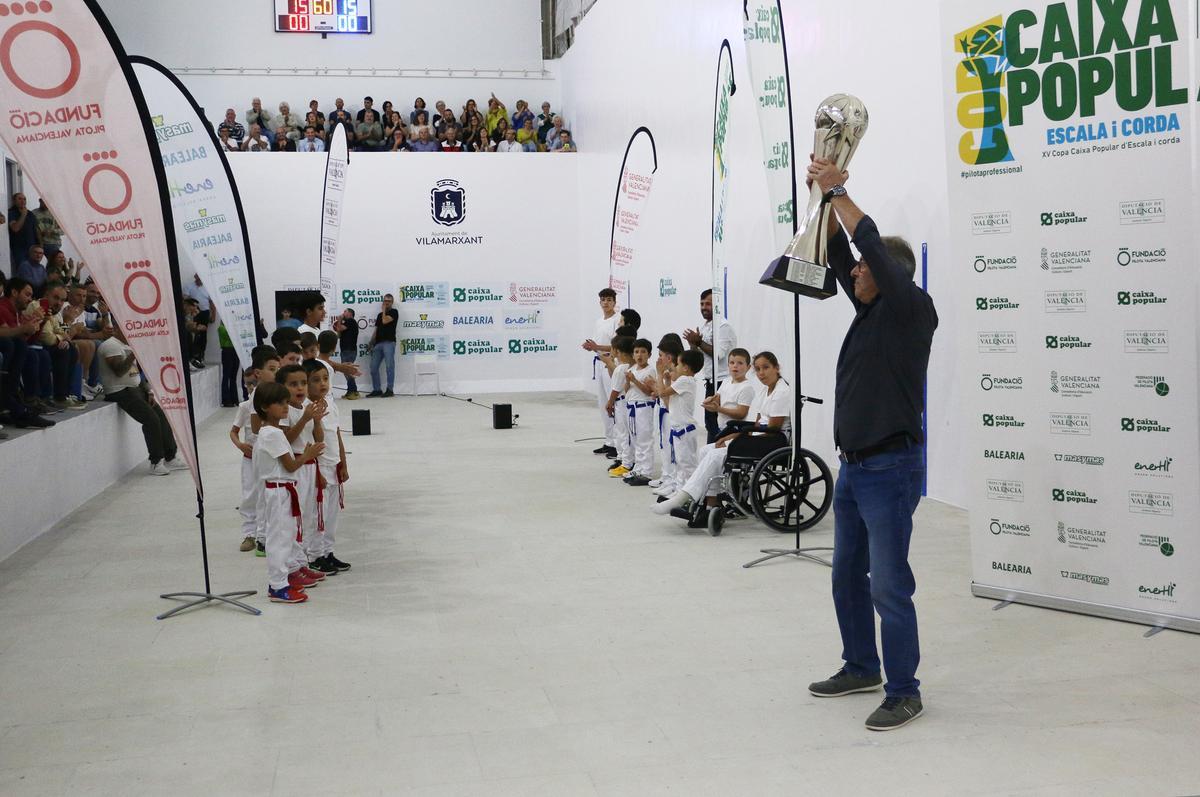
[679,399,834,537]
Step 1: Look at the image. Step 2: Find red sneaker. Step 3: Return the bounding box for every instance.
[289,571,319,590]
[269,585,308,603]
[299,566,326,582]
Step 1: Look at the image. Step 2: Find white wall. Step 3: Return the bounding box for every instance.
[558,0,967,507]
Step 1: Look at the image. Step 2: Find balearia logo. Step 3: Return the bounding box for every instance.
[982,412,1024,428]
[1137,582,1177,601]
[1041,210,1087,227]
[976,296,1020,311]
[992,561,1031,575]
[978,330,1017,353]
[1056,520,1107,550]
[973,254,1017,272]
[1050,372,1100,398]
[1121,417,1171,434]
[980,373,1022,391]
[1138,534,1175,557]
[1128,490,1173,516]
[399,283,450,306]
[1048,411,1091,436]
[952,7,1191,169]
[1117,246,1167,266]
[1119,199,1166,225]
[970,211,1012,235]
[989,517,1031,537]
[508,337,559,355]
[1133,457,1173,478]
[1133,375,1170,396]
[1060,570,1109,587]
[1040,247,1092,274]
[1124,329,1168,353]
[985,478,1024,502]
[452,314,494,327]
[1045,334,1091,350]
[984,448,1024,461]
[658,278,678,297]
[453,287,504,304]
[452,339,504,356]
[401,313,445,330]
[1051,487,1096,505]
[1117,290,1167,306]
[1043,289,1086,313]
[1053,452,1104,466]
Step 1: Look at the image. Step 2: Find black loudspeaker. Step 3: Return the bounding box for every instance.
[492,403,513,430]
[351,409,371,436]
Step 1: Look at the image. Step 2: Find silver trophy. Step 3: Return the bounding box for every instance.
[761,94,869,298]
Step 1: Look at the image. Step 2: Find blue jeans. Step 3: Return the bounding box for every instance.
[340,349,358,393]
[369,341,395,392]
[831,444,924,698]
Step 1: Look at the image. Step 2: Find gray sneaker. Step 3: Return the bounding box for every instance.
[808,668,883,697]
[865,696,923,731]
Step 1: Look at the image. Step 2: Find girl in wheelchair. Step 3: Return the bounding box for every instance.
[652,350,791,526]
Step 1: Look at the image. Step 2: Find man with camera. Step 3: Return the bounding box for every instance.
[804,156,937,732]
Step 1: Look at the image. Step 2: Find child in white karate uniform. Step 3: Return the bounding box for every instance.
[622,338,657,486]
[605,336,635,478]
[656,349,703,496]
[581,288,621,455]
[276,364,328,593]
[231,350,280,553]
[650,335,685,494]
[252,381,325,604]
[303,359,352,575]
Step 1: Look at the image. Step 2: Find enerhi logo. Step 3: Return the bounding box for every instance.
[952,2,1192,166]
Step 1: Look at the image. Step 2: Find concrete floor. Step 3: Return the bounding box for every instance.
[1,391,1198,796]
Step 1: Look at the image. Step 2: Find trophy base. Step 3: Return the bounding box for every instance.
[759,256,838,300]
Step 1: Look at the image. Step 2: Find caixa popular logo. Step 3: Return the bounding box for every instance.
[431,179,466,226]
[508,337,559,355]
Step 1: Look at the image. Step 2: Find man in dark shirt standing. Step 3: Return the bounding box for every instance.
[335,308,360,400]
[367,294,399,398]
[804,157,937,732]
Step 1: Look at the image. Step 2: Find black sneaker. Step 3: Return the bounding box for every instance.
[309,556,339,576]
[326,554,351,571]
[13,413,54,428]
[592,445,609,455]
[625,475,651,487]
[865,696,923,731]
[686,508,710,529]
[808,668,883,698]
[669,507,691,521]
[365,390,383,398]
[382,389,395,397]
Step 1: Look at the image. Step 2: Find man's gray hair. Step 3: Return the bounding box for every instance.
[881,236,917,280]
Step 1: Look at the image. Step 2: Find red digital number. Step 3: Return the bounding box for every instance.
[287,13,310,30]
[293,0,309,13]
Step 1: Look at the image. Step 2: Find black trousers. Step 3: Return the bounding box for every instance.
[48,343,76,400]
[108,384,178,464]
[0,336,28,413]
[192,310,211,362]
[704,378,722,443]
[220,347,241,405]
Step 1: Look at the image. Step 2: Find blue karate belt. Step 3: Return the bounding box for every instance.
[627,400,652,434]
[592,354,601,380]
[656,402,668,447]
[668,424,697,464]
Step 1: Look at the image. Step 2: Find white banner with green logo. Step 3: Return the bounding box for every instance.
[711,40,736,321]
[942,0,1200,632]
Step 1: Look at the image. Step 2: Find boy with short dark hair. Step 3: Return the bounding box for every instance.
[605,335,635,478]
[298,331,319,362]
[657,349,703,495]
[622,338,656,486]
[277,341,303,366]
[304,358,351,574]
[277,363,328,593]
[232,349,281,552]
[581,287,620,456]
[651,335,685,494]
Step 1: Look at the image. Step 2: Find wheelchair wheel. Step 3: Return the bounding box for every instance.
[748,446,833,533]
[707,506,725,536]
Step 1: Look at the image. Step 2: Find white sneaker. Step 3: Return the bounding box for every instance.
[81,383,100,399]
[163,457,189,471]
[652,483,675,497]
[648,478,663,488]
[652,490,691,515]
[149,462,170,476]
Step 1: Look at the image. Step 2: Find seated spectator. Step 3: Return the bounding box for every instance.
[297,125,325,152]
[490,117,511,147]
[544,115,566,150]
[496,128,524,153]
[0,277,53,427]
[355,110,385,151]
[462,116,483,143]
[412,110,431,136]
[409,126,440,152]
[8,192,37,267]
[218,108,246,144]
[459,98,480,128]
[306,99,325,128]
[327,98,355,143]
[409,96,427,125]
[276,102,302,141]
[303,111,327,141]
[218,127,240,152]
[465,127,492,153]
[387,127,410,152]
[356,95,378,123]
[517,118,540,152]
[434,104,455,141]
[384,110,407,142]
[511,99,535,132]
[33,199,63,259]
[485,94,508,134]
[15,244,47,297]
[62,284,100,400]
[440,126,465,152]
[273,127,297,152]
[45,251,75,284]
[555,129,578,152]
[537,102,556,143]
[242,124,271,152]
[277,308,301,329]
[37,282,82,410]
[380,100,394,123]
[98,327,187,476]
[245,97,273,132]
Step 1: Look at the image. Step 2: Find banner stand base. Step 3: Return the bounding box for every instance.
[743,547,833,569]
[156,590,261,620]
[972,583,1200,636]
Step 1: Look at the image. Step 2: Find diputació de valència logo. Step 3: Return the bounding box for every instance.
[952,0,1193,168]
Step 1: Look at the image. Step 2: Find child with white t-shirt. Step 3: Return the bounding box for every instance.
[701,348,756,439]
[605,336,636,478]
[655,349,703,497]
[252,381,325,604]
[302,360,351,575]
[622,338,657,486]
[649,335,685,494]
[231,349,280,553]
[276,364,328,594]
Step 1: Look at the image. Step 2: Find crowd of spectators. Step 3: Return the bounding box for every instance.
[216,94,577,154]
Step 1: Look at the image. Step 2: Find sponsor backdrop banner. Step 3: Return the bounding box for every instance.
[942,0,1199,630]
[608,127,657,302]
[0,1,200,492]
[711,39,736,321]
[131,58,260,369]
[320,124,349,318]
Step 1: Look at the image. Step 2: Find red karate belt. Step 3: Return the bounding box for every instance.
[265,480,302,541]
[307,460,325,533]
[336,462,348,509]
